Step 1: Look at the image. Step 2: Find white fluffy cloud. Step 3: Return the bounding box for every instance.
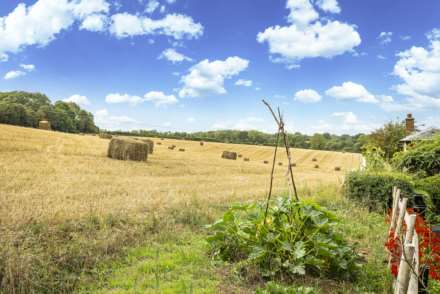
[316,0,341,13]
[159,48,192,63]
[0,0,202,59]
[64,94,91,106]
[179,56,249,98]
[378,31,392,45]
[235,79,253,87]
[0,0,110,58]
[325,81,378,103]
[106,91,178,107]
[106,93,143,105]
[294,89,322,103]
[4,63,35,80]
[110,13,203,40]
[144,91,178,106]
[257,0,360,68]
[392,29,440,109]
[145,0,160,14]
[20,64,35,71]
[4,70,26,80]
[80,14,108,32]
[95,108,137,130]
[332,111,358,124]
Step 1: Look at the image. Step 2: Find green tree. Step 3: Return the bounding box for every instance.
[368,122,406,160]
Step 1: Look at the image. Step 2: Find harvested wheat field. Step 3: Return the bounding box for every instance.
[0,124,361,227]
[0,124,373,293]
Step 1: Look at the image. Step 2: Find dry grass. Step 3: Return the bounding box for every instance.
[0,124,364,292]
[0,124,361,227]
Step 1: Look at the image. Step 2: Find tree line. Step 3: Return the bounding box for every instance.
[109,129,369,153]
[0,91,98,133]
[0,91,408,154]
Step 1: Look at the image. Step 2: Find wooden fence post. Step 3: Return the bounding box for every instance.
[394,198,408,239]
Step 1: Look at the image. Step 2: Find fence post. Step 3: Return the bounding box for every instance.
[394,198,408,239]
[395,244,416,294]
[390,188,401,233]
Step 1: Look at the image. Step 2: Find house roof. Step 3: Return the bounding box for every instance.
[400,127,440,142]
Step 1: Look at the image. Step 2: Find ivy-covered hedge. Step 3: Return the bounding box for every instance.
[393,137,440,178]
[416,175,440,216]
[344,171,414,211]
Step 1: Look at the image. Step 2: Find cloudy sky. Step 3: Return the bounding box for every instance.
[1,0,439,134]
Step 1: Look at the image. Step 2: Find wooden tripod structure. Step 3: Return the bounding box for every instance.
[262,99,300,221]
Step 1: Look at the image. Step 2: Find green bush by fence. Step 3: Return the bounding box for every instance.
[344,171,414,211]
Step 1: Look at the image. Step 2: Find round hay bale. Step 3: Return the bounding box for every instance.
[290,163,297,167]
[244,158,250,162]
[334,166,341,171]
[238,154,243,158]
[157,142,162,145]
[141,139,154,154]
[312,158,318,162]
[200,141,204,146]
[179,148,185,152]
[38,120,51,130]
[314,164,320,169]
[107,138,149,162]
[99,133,112,139]
[168,145,176,150]
[263,160,269,164]
[221,151,237,160]
[278,162,283,166]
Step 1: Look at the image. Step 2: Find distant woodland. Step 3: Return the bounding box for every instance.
[1,91,407,154]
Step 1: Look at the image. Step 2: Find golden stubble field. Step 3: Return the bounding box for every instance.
[0,124,361,227]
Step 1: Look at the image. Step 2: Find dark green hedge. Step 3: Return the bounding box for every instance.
[344,171,414,211]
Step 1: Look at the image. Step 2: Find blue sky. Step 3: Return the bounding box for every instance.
[0,0,439,134]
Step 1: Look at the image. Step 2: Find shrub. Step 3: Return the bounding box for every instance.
[362,144,387,172]
[206,197,361,281]
[393,137,440,177]
[416,175,440,220]
[344,171,414,211]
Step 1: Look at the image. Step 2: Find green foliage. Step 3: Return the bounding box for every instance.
[344,171,414,211]
[415,175,440,222]
[110,129,366,153]
[256,282,316,294]
[362,144,387,172]
[367,121,406,160]
[0,91,98,133]
[393,136,440,177]
[206,197,361,282]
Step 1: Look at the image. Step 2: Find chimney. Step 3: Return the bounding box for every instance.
[406,113,415,134]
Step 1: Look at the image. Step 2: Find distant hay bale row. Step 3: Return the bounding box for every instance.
[222,151,237,160]
[168,145,176,150]
[291,163,296,167]
[179,148,185,152]
[312,158,318,162]
[107,138,149,162]
[38,120,51,130]
[314,164,320,169]
[99,133,112,139]
[200,141,204,146]
[157,142,162,145]
[244,158,250,162]
[263,160,269,164]
[278,162,283,166]
[238,154,243,158]
[334,166,341,171]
